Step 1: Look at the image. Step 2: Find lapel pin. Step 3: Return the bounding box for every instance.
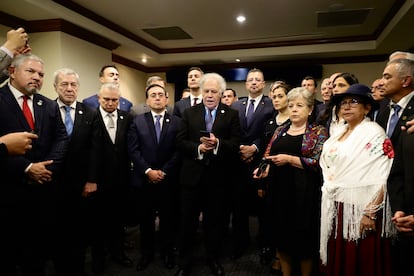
[37,100,43,106]
[120,115,124,120]
[402,116,407,121]
[269,120,274,125]
[221,109,225,114]
[78,110,83,115]
[166,118,170,123]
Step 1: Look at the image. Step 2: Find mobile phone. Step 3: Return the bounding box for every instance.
[256,158,269,177]
[200,130,210,137]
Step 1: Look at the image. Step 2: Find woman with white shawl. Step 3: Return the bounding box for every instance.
[319,84,395,276]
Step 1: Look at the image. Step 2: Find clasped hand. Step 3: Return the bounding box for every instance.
[27,160,53,184]
[199,133,218,153]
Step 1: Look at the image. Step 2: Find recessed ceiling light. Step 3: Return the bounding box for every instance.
[236,15,246,23]
[142,58,147,63]
[235,58,241,62]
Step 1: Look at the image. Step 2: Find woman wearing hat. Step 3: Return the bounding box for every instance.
[319,84,395,276]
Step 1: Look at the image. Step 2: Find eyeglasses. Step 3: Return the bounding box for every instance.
[339,98,361,108]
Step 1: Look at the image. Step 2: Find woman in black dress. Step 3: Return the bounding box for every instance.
[254,87,328,276]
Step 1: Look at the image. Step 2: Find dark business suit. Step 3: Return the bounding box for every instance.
[176,103,240,267]
[83,94,133,112]
[91,108,133,263]
[229,96,273,253]
[54,102,100,275]
[0,85,68,275]
[387,115,414,276]
[128,111,181,258]
[376,96,414,144]
[173,97,191,118]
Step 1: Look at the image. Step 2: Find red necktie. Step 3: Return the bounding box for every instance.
[22,95,34,130]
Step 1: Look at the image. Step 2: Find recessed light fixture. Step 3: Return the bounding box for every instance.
[236,15,246,23]
[142,58,147,63]
[235,58,241,62]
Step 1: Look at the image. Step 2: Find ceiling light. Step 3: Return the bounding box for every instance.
[236,15,246,23]
[142,58,147,63]
[235,59,241,62]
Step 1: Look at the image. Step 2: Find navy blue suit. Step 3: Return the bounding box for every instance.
[0,85,68,275]
[128,111,181,257]
[173,97,191,118]
[376,96,414,145]
[83,94,133,112]
[229,95,273,253]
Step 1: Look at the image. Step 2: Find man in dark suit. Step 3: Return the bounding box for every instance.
[173,67,204,118]
[376,58,414,145]
[128,83,181,271]
[52,68,101,275]
[174,73,240,276]
[388,114,414,276]
[82,64,133,112]
[229,68,274,259]
[0,53,68,276]
[91,82,133,273]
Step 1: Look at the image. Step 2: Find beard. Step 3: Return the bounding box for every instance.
[24,86,39,95]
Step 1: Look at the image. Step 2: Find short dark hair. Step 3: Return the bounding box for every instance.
[187,67,204,75]
[145,84,166,98]
[225,88,237,97]
[303,76,317,88]
[99,64,118,77]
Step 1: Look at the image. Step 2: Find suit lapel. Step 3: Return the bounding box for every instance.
[160,113,171,143]
[32,94,45,131]
[144,112,158,144]
[3,87,29,129]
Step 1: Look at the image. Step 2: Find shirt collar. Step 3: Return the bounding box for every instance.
[57,98,76,109]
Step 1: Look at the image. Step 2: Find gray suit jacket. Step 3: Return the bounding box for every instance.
[0,49,12,83]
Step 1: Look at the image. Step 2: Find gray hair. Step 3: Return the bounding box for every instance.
[287,87,315,108]
[146,75,165,87]
[53,68,80,86]
[11,53,44,69]
[389,51,414,61]
[199,73,226,94]
[98,82,121,96]
[386,58,414,84]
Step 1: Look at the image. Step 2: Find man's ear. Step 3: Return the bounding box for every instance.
[8,66,16,78]
[402,75,413,88]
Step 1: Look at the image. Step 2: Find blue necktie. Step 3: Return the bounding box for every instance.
[205,109,213,132]
[387,104,401,137]
[246,99,255,127]
[64,106,73,136]
[155,114,162,143]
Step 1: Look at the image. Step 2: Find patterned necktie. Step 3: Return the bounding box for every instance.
[246,99,255,127]
[22,95,34,130]
[387,104,401,137]
[155,114,162,143]
[205,109,213,132]
[107,113,116,143]
[64,106,73,136]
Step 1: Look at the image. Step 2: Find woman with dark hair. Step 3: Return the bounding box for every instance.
[317,73,359,135]
[258,82,291,275]
[320,84,395,276]
[254,87,328,276]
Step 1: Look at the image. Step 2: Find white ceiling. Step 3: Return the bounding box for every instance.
[1,0,414,69]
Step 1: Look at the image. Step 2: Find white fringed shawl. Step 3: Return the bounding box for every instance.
[319,118,395,265]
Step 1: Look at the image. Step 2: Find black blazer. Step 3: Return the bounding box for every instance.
[376,96,414,145]
[388,116,414,214]
[128,111,181,188]
[59,102,101,196]
[173,97,191,118]
[231,96,274,151]
[0,85,68,203]
[176,103,240,188]
[95,109,132,192]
